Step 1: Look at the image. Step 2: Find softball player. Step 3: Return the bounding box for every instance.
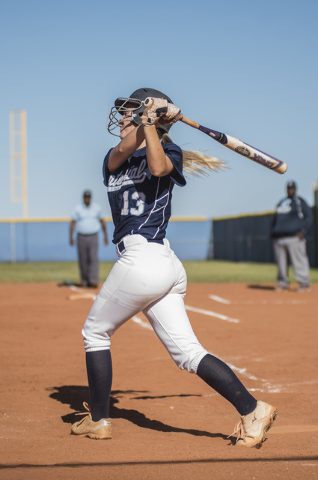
[71,88,277,447]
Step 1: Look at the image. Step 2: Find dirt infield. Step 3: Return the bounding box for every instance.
[1,282,317,479]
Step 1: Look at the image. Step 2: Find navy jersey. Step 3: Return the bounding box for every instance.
[103,143,186,244]
[271,195,312,238]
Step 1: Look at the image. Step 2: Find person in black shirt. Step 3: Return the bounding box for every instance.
[272,181,312,291]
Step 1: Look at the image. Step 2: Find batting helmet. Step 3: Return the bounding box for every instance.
[107,87,175,137]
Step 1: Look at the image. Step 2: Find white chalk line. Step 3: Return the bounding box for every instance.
[69,285,85,293]
[132,316,153,330]
[68,285,97,301]
[209,294,307,305]
[185,305,239,323]
[209,295,231,304]
[227,364,258,381]
[256,379,318,394]
[236,300,307,305]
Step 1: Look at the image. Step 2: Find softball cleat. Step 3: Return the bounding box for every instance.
[296,285,311,293]
[229,401,277,448]
[71,402,112,440]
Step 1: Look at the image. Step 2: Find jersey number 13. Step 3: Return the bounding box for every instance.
[121,191,145,216]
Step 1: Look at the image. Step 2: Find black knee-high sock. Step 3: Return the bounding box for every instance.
[197,354,257,416]
[86,350,112,421]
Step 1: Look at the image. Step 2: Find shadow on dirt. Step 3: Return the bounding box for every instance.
[130,393,202,400]
[247,284,276,290]
[48,385,230,442]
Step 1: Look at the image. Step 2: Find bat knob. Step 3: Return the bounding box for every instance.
[144,97,154,107]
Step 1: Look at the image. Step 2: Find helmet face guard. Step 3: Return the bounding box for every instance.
[107,88,174,137]
[107,97,144,137]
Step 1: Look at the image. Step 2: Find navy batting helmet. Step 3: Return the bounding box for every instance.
[107,87,175,137]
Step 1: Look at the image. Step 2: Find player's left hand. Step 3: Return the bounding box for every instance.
[104,237,108,245]
[297,232,305,240]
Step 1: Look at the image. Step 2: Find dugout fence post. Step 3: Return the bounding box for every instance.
[207,219,213,260]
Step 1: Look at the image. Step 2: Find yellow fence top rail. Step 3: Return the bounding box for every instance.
[213,210,275,221]
[0,216,208,223]
[0,213,276,223]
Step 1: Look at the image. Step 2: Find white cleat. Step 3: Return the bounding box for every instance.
[71,402,112,440]
[229,401,277,448]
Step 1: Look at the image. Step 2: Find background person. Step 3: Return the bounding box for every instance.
[70,190,108,288]
[271,181,312,292]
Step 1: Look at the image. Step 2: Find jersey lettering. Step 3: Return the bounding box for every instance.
[108,159,147,192]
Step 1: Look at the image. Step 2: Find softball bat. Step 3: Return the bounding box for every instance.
[180,117,287,174]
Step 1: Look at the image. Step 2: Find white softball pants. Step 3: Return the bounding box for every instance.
[82,234,208,373]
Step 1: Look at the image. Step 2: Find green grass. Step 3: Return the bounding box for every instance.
[0,262,115,284]
[1,260,318,284]
[184,260,318,283]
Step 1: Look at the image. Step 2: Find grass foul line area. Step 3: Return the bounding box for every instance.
[1,260,318,284]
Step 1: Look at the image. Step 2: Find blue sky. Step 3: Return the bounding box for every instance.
[1,0,317,220]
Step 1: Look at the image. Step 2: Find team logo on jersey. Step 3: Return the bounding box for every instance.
[277,198,292,214]
[108,159,147,192]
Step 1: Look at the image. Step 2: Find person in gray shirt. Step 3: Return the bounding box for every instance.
[271,181,312,292]
[70,190,108,287]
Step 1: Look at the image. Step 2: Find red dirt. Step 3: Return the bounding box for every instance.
[0,282,317,479]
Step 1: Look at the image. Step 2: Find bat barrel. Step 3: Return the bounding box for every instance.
[225,134,287,174]
[181,117,287,175]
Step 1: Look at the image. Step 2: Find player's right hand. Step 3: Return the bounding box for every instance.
[70,238,75,246]
[158,103,183,125]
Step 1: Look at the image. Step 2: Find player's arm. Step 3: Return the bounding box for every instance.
[108,126,146,173]
[108,124,173,176]
[142,99,182,177]
[298,199,313,238]
[143,126,174,177]
[69,220,76,246]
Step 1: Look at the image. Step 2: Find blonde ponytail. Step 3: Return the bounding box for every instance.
[158,131,226,177]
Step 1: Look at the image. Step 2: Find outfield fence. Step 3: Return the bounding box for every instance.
[1,210,317,266]
[0,218,212,263]
[212,207,318,268]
